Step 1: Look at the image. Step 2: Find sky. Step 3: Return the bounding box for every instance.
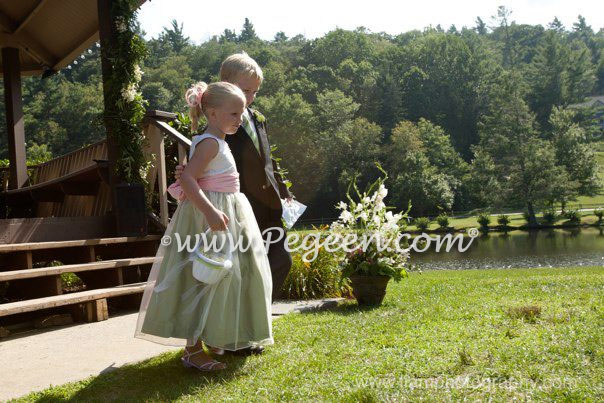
[137,0,604,43]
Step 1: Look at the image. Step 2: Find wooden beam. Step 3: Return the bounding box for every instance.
[14,0,50,34]
[0,9,55,68]
[2,47,28,190]
[0,32,55,68]
[0,235,160,253]
[146,118,192,149]
[0,11,18,32]
[0,257,156,281]
[0,282,146,317]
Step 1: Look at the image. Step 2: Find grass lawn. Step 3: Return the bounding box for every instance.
[18,266,603,401]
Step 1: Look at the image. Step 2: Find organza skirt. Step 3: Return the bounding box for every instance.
[134,191,273,349]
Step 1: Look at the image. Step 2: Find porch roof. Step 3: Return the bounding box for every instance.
[0,0,146,76]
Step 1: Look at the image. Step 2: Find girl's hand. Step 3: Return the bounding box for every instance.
[175,164,186,181]
[206,207,229,231]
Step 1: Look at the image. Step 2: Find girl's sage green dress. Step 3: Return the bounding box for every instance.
[134,133,273,350]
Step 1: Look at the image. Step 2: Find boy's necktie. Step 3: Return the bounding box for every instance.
[242,114,261,154]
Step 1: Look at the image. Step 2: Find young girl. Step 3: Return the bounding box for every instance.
[135,81,274,371]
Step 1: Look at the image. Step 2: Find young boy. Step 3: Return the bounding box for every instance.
[175,53,294,341]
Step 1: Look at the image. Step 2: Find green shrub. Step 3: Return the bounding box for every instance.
[414,217,431,231]
[282,245,350,300]
[61,272,83,289]
[436,213,449,229]
[497,214,511,227]
[542,209,557,225]
[564,209,581,224]
[522,211,531,224]
[594,208,603,225]
[477,212,491,230]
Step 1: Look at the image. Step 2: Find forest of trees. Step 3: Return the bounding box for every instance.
[1,7,602,221]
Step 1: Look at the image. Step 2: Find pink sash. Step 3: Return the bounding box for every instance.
[167,171,240,201]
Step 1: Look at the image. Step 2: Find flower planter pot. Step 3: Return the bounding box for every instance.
[349,274,391,305]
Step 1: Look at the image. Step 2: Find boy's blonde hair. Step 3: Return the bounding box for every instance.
[185,81,245,132]
[220,51,264,83]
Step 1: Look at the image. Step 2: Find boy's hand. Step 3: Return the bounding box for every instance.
[175,164,186,181]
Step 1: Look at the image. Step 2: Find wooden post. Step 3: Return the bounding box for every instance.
[178,143,188,166]
[2,47,27,190]
[147,125,168,227]
[97,0,125,235]
[84,298,109,322]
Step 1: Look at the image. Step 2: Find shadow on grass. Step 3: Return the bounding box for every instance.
[30,350,249,402]
[296,299,385,317]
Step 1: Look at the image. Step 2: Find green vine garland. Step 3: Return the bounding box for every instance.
[103,0,148,185]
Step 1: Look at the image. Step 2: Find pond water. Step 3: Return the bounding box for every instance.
[409,227,604,270]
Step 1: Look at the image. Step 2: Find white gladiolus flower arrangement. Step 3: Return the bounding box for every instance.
[329,163,413,282]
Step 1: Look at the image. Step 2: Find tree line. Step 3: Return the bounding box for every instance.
[0,8,602,222]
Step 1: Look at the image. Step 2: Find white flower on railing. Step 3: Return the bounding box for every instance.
[121,83,139,102]
[115,16,128,33]
[133,65,144,83]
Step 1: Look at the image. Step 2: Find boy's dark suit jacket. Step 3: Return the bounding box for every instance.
[223,107,293,300]
[225,107,293,214]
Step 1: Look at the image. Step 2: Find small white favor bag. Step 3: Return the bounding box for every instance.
[190,228,233,284]
[281,198,307,229]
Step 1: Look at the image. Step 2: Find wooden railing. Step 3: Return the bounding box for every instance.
[142,110,190,228]
[2,111,190,225]
[30,141,108,186]
[1,141,111,218]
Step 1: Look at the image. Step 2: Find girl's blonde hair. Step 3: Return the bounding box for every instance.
[220,51,264,83]
[185,81,245,132]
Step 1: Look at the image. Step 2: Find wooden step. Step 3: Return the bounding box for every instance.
[0,282,147,317]
[0,257,156,282]
[0,235,161,253]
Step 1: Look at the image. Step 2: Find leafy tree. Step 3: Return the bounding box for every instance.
[160,20,190,53]
[314,89,359,132]
[566,40,596,103]
[239,18,258,42]
[254,92,321,205]
[274,31,288,42]
[476,71,572,225]
[570,15,598,63]
[219,29,238,43]
[475,17,488,35]
[399,33,482,158]
[549,107,602,202]
[384,120,459,215]
[528,31,567,129]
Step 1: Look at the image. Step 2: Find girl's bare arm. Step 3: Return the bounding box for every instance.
[179,138,219,215]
